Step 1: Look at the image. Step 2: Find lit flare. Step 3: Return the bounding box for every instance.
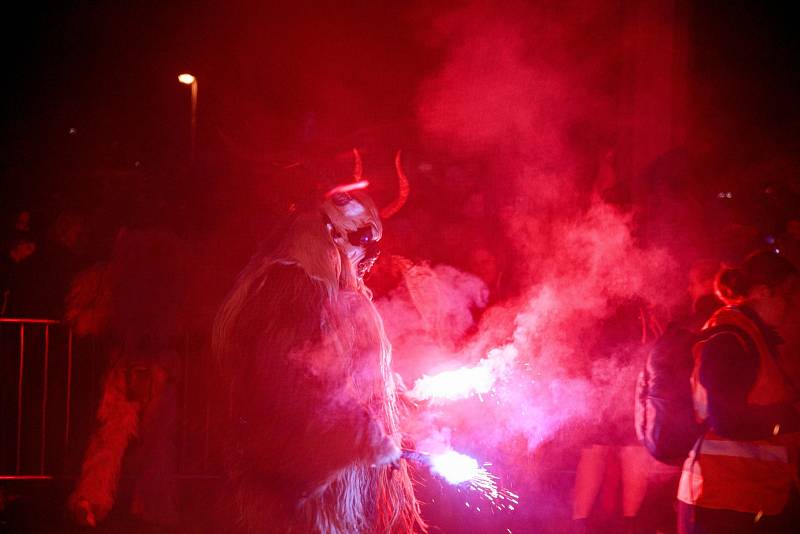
[408,345,518,404]
[402,449,520,511]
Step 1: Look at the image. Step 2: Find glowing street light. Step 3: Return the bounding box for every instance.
[178,73,198,164]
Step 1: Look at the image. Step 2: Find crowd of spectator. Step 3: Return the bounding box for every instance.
[0,142,798,533]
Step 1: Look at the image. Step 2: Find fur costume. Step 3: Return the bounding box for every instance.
[66,228,187,526]
[213,164,426,533]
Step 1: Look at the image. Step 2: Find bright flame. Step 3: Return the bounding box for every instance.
[410,365,493,402]
[427,450,520,511]
[178,73,196,85]
[430,450,480,484]
[409,345,518,403]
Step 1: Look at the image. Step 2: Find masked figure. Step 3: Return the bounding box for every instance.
[212,149,425,533]
[66,228,188,527]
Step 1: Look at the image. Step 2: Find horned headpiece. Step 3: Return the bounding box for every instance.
[321,149,407,274]
[270,148,411,291]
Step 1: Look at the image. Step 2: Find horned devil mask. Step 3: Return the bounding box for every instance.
[321,149,409,280]
[322,190,382,279]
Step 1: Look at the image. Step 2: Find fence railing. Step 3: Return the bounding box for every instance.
[0,318,71,481]
[0,318,221,482]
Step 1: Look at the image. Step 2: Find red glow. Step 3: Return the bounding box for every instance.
[324,179,370,197]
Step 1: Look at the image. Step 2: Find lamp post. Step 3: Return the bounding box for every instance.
[178,73,197,165]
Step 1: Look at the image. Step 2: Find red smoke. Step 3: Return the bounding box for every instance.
[373,1,688,520]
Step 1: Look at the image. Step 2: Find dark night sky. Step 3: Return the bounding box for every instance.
[689,2,800,164]
[1,1,798,233]
[1,2,439,227]
[1,1,432,159]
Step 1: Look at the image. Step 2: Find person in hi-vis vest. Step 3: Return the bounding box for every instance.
[678,249,800,533]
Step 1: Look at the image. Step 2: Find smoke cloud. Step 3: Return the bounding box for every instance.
[375,0,686,490]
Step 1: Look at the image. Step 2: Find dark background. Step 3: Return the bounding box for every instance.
[0,2,799,533]
[2,0,797,242]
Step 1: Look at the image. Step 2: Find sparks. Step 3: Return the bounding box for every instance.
[458,461,520,512]
[404,449,520,512]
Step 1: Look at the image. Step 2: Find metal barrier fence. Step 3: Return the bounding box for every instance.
[0,318,71,481]
[0,318,221,483]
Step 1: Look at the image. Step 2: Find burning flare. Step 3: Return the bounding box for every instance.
[402,449,520,512]
[408,345,518,404]
[429,450,481,484]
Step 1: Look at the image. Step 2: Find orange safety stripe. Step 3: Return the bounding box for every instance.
[679,448,795,514]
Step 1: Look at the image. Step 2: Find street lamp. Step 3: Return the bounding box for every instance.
[178,73,197,165]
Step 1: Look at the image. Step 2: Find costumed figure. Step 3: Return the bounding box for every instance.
[212,149,426,533]
[66,228,189,527]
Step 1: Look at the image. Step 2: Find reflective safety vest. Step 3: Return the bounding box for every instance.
[677,306,800,515]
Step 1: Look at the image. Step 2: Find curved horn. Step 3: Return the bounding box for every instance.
[352,148,363,182]
[380,150,410,219]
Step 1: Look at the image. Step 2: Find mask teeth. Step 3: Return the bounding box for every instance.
[358,254,379,278]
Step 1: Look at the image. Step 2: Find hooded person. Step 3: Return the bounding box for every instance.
[212,148,426,533]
